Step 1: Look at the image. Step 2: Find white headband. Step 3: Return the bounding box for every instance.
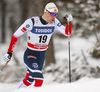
[44,2,58,13]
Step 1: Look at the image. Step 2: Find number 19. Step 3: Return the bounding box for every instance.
[39,35,47,43]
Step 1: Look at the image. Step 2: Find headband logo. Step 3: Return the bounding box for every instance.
[54,9,57,11]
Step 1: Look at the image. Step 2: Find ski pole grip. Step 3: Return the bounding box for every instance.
[64,14,70,24]
[65,14,68,19]
[64,14,68,20]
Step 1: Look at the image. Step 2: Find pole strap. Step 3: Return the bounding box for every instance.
[65,22,72,36]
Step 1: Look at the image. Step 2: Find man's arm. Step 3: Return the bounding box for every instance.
[55,14,73,36]
[54,18,67,36]
[4,18,33,62]
[8,19,33,53]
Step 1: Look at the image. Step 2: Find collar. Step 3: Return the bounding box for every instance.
[39,16,48,25]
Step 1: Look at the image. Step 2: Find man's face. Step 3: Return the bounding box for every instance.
[46,11,58,22]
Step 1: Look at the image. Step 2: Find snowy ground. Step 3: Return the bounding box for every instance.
[0,77,100,92]
[15,78,100,92]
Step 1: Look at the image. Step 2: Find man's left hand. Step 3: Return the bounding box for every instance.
[65,14,73,22]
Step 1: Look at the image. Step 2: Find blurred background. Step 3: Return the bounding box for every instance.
[0,0,100,85]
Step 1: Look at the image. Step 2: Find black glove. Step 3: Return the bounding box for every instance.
[3,52,12,62]
[64,14,73,21]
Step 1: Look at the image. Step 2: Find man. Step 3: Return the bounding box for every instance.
[3,2,73,89]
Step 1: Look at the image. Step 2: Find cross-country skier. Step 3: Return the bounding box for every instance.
[3,2,73,89]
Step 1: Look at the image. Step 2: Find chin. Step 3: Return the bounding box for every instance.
[51,19,55,22]
[49,19,55,22]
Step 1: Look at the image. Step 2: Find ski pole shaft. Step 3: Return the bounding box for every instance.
[68,41,71,82]
[0,60,10,72]
[64,14,72,82]
[68,21,71,82]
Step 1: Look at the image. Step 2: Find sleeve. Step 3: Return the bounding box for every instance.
[8,18,33,53]
[54,18,67,36]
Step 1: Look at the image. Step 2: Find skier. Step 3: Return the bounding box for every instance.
[3,2,73,89]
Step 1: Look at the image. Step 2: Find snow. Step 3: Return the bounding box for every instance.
[0,77,100,92]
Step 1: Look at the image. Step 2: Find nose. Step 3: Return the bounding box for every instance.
[53,16,56,18]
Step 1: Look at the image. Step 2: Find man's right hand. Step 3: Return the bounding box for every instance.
[3,52,12,62]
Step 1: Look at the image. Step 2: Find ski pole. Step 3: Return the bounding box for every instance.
[0,60,10,73]
[68,21,71,82]
[65,15,72,82]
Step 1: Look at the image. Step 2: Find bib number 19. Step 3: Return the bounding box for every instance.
[39,35,47,43]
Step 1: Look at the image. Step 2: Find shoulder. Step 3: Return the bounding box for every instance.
[30,16,40,25]
[24,18,33,26]
[55,18,60,22]
[54,18,62,27]
[21,18,34,31]
[23,16,39,27]
[55,18,62,23]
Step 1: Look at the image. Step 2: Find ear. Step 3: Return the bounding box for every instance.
[44,12,48,14]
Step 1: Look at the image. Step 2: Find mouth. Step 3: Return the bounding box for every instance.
[52,19,54,21]
[52,18,55,21]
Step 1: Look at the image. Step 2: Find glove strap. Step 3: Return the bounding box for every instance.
[7,51,12,57]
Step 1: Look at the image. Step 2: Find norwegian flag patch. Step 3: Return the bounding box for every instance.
[54,9,57,11]
[21,27,27,32]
